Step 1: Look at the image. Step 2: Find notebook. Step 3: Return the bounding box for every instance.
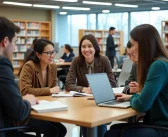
[31,100,68,113]
[52,91,93,97]
[86,73,130,108]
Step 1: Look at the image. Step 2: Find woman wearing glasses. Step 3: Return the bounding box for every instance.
[19,38,59,96]
[19,38,67,137]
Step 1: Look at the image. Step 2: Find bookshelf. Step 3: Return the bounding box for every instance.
[161,21,168,48]
[12,20,51,75]
[79,29,124,56]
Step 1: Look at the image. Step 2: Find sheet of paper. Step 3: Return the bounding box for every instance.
[112,87,125,94]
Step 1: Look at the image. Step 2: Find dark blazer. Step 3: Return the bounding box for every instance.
[106,34,118,57]
[122,63,137,94]
[0,56,31,137]
[61,52,75,62]
[65,56,117,91]
[20,61,57,96]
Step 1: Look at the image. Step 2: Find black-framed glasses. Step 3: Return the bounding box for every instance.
[42,50,56,56]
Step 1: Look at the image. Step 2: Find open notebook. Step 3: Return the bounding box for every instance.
[52,91,93,97]
[31,100,68,113]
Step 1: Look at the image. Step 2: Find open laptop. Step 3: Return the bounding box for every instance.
[86,73,130,108]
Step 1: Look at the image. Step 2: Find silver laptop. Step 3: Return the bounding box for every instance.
[86,73,130,108]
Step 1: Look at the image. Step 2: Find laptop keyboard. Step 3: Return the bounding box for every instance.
[104,101,121,105]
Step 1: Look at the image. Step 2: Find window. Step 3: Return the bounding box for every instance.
[98,13,128,46]
[70,15,87,46]
[87,14,96,29]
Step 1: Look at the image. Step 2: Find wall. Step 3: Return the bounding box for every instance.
[0,6,51,21]
[0,6,57,42]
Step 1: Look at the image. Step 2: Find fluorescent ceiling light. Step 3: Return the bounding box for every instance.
[102,10,110,13]
[82,1,112,6]
[62,6,90,10]
[3,1,32,7]
[152,7,160,10]
[115,3,138,8]
[52,0,77,2]
[162,0,168,1]
[59,12,67,15]
[33,4,60,9]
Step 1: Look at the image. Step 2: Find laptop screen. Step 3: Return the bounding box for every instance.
[86,73,115,104]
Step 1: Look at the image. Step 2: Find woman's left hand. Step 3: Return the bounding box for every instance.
[115,93,132,101]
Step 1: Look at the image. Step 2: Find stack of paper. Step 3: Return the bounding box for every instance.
[52,91,93,97]
[31,100,68,113]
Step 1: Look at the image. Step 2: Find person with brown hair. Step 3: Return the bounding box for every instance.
[65,34,117,137]
[19,38,67,137]
[105,24,168,137]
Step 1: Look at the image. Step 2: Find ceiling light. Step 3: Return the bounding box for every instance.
[33,4,60,9]
[102,10,110,13]
[82,1,112,6]
[115,3,138,8]
[52,0,77,2]
[62,6,90,10]
[162,0,168,1]
[152,7,160,10]
[3,1,32,7]
[59,12,67,15]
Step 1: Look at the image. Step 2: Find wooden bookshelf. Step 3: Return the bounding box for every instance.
[12,20,51,75]
[79,29,124,56]
[161,21,168,48]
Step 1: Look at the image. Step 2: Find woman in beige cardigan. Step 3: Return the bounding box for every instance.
[19,38,67,137]
[65,34,117,137]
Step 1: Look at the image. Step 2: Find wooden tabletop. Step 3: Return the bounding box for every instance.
[30,96,138,127]
[55,62,71,67]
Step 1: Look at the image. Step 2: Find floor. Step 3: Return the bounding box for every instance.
[27,121,126,137]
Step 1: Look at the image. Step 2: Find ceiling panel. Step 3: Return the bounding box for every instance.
[0,0,168,14]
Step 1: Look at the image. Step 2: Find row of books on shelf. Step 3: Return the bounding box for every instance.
[99,45,120,52]
[14,45,27,52]
[16,38,26,45]
[12,61,20,68]
[27,22,40,29]
[84,31,121,38]
[97,38,120,45]
[27,30,40,36]
[18,30,26,36]
[163,25,168,32]
[14,22,25,29]
[13,53,24,60]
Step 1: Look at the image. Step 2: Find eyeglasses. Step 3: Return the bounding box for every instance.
[42,50,56,56]
[127,52,136,58]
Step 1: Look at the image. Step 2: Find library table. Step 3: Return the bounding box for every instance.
[30,96,138,137]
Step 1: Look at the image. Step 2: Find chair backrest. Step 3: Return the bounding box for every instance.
[118,58,133,87]
[115,55,127,68]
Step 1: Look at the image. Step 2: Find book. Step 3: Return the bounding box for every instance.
[52,91,93,97]
[31,100,68,113]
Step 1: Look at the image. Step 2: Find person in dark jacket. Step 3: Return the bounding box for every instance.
[57,44,75,89]
[0,16,38,137]
[106,27,120,68]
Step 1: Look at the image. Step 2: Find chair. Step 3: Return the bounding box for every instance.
[0,126,41,137]
[117,58,133,87]
[115,55,127,69]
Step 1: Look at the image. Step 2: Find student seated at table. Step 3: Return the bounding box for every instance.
[105,24,168,137]
[122,41,137,94]
[0,16,66,137]
[19,38,67,137]
[57,44,75,89]
[65,34,117,137]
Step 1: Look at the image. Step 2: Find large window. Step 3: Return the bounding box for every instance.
[88,14,96,30]
[131,11,150,30]
[70,14,87,46]
[98,13,128,46]
[131,10,168,35]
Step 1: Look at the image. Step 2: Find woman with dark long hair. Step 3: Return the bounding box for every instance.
[65,34,117,137]
[105,24,168,137]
